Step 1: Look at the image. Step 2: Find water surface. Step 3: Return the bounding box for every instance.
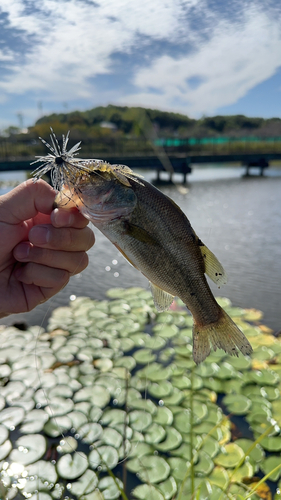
[1,165,280,333]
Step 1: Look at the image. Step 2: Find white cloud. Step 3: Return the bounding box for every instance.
[0,0,281,125]
[123,7,281,116]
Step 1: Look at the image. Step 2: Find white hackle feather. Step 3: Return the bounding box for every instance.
[31,128,144,192]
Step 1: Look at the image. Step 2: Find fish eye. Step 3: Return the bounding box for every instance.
[55,156,64,165]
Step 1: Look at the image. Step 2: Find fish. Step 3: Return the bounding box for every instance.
[32,130,253,364]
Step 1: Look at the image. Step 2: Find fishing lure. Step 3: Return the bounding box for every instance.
[31,128,143,193]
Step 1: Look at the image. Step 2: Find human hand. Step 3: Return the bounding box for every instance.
[0,179,95,318]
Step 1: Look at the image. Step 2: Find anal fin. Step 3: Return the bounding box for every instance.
[150,282,174,312]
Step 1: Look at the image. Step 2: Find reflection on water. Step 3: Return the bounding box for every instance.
[1,166,281,332]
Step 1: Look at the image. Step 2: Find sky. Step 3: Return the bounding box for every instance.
[1,0,281,129]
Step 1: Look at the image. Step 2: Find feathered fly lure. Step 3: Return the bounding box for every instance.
[31,128,143,197]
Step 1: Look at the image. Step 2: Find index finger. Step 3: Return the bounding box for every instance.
[0,179,55,224]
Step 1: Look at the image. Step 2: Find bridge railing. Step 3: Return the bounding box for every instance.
[1,135,281,160]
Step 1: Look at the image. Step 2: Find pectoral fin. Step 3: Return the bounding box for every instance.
[198,241,227,286]
[150,282,175,312]
[123,222,158,245]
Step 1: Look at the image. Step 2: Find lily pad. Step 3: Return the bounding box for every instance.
[133,484,165,500]
[70,469,98,496]
[156,476,177,500]
[44,415,72,437]
[9,434,46,465]
[130,410,152,432]
[155,427,182,452]
[154,407,174,426]
[148,381,173,399]
[57,452,88,479]
[214,443,244,468]
[57,436,78,454]
[98,476,123,500]
[45,396,74,417]
[89,445,119,471]
[260,456,281,482]
[133,349,156,364]
[0,425,8,445]
[74,385,111,408]
[20,409,49,433]
[0,439,12,460]
[127,455,170,483]
[78,423,103,444]
[223,394,251,415]
[0,406,25,429]
[24,461,58,494]
[102,427,123,448]
[145,423,166,445]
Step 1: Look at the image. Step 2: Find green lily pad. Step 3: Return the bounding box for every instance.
[214,443,244,468]
[156,476,177,500]
[0,425,8,445]
[78,423,103,444]
[167,457,190,481]
[248,370,279,386]
[223,394,251,415]
[209,466,229,489]
[9,434,46,465]
[102,427,123,448]
[133,484,164,500]
[0,439,12,460]
[129,398,157,415]
[20,409,49,433]
[127,455,170,483]
[98,476,123,500]
[260,456,281,482]
[23,461,58,494]
[130,410,152,432]
[57,452,88,479]
[74,385,111,407]
[154,407,173,426]
[70,469,98,496]
[145,423,166,444]
[57,436,78,454]
[129,442,154,458]
[162,388,184,405]
[0,406,25,429]
[155,427,182,452]
[101,409,126,427]
[148,381,173,399]
[68,410,88,429]
[200,436,220,458]
[133,349,156,364]
[230,462,254,482]
[45,396,74,417]
[194,451,214,476]
[153,324,179,338]
[43,415,72,437]
[89,445,119,471]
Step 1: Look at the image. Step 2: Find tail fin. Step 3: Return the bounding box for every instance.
[192,306,253,364]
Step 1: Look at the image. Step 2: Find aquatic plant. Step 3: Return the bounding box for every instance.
[0,288,281,499]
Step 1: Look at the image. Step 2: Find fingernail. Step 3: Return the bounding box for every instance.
[14,243,30,259]
[52,208,74,226]
[30,225,50,245]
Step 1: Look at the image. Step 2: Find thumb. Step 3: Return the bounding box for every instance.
[0,179,56,224]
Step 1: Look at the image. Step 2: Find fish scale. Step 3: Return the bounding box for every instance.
[32,130,253,364]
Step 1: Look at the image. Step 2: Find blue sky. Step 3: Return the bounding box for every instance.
[0,0,281,129]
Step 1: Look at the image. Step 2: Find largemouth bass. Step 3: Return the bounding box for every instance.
[32,130,253,364]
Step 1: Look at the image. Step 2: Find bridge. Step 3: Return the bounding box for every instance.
[0,152,280,184]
